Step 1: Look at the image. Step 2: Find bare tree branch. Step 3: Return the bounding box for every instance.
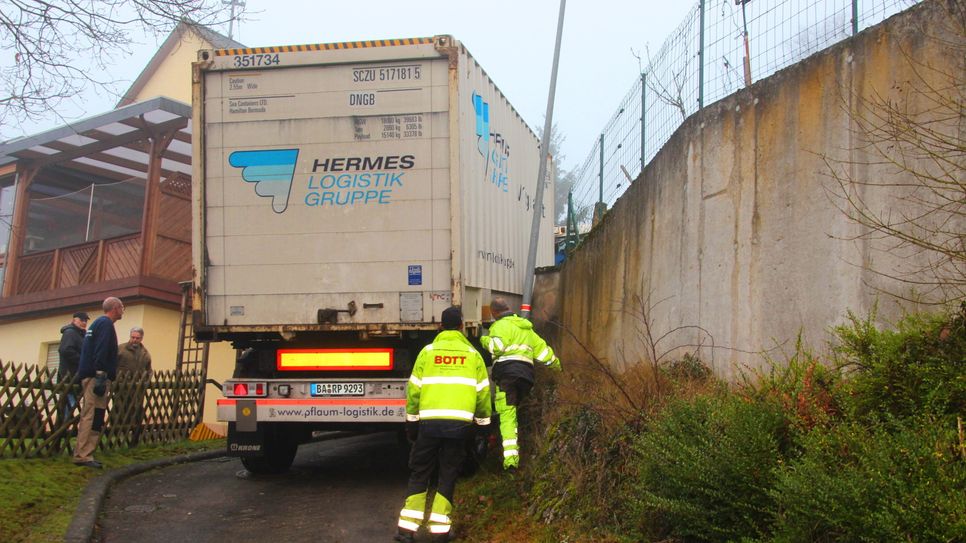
[0,0,244,137]
[822,0,966,305]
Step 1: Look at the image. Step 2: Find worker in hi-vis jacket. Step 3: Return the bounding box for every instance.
[480,296,561,470]
[395,306,491,543]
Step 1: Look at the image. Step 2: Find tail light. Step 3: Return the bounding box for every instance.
[226,381,267,397]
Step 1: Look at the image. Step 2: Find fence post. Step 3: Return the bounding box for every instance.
[852,0,859,35]
[566,191,576,251]
[641,72,646,171]
[699,0,706,109]
[598,133,604,204]
[592,133,608,226]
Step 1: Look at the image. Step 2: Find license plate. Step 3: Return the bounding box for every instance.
[310,382,365,397]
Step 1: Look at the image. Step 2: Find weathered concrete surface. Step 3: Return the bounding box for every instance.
[531,267,562,343]
[559,0,964,378]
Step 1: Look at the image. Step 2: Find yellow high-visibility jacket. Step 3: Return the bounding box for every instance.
[406,330,491,425]
[481,315,561,370]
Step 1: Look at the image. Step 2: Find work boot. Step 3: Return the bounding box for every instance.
[430,533,451,543]
[393,530,415,543]
[503,455,519,471]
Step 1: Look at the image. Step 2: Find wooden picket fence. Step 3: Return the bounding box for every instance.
[0,360,204,458]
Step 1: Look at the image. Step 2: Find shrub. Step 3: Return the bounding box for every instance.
[833,305,966,422]
[527,405,635,533]
[768,416,966,542]
[662,353,713,383]
[624,394,790,542]
[738,339,843,434]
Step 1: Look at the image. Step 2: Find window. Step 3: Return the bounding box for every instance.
[46,342,60,375]
[24,166,144,254]
[0,178,14,289]
[0,180,13,255]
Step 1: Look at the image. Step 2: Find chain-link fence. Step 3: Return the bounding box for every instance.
[568,0,920,228]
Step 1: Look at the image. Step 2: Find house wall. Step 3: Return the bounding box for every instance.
[132,31,211,104]
[0,302,234,423]
[0,303,177,369]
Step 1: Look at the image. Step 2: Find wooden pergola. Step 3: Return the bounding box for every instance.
[0,97,193,317]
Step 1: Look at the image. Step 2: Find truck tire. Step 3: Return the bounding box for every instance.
[458,437,481,476]
[240,439,298,474]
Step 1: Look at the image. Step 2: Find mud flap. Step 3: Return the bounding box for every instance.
[227,399,264,457]
[227,421,266,457]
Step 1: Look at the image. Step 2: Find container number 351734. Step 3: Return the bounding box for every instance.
[233,54,281,68]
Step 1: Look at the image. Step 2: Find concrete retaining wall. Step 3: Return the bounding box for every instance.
[558,0,963,378]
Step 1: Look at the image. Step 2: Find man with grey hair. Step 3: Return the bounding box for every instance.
[116,326,152,445]
[480,296,561,470]
[73,296,124,468]
[118,327,152,373]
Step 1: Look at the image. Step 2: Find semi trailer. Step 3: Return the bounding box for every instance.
[191,35,553,472]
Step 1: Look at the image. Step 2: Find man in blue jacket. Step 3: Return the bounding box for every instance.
[72,297,124,468]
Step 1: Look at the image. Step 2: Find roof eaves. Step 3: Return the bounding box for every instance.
[116,21,245,108]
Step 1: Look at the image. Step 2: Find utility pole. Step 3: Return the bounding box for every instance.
[223,0,245,40]
[521,0,566,319]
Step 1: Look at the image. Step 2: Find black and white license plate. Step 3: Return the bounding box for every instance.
[310,382,365,397]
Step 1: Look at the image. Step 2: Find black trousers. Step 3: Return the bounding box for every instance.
[496,376,533,407]
[406,434,466,502]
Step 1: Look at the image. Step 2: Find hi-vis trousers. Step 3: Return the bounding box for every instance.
[397,434,465,537]
[493,377,532,469]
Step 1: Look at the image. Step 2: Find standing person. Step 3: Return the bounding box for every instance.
[116,327,152,445]
[480,297,561,470]
[395,307,491,543]
[57,311,89,422]
[72,297,124,468]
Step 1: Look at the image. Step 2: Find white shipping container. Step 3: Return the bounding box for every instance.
[192,36,553,333]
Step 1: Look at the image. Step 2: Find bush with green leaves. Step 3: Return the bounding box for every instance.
[833,305,966,422]
[738,339,843,434]
[623,394,790,542]
[526,406,635,532]
[767,416,966,542]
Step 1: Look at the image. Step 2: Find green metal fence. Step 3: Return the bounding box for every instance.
[568,0,920,230]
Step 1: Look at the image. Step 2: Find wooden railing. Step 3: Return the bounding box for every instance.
[0,361,204,458]
[8,180,191,297]
[14,234,142,295]
[11,235,190,298]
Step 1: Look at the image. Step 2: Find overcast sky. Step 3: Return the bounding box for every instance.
[16,0,696,172]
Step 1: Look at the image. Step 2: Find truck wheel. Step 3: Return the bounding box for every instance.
[240,440,298,474]
[458,437,481,476]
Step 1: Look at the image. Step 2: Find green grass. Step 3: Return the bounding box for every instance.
[454,462,560,543]
[0,438,225,543]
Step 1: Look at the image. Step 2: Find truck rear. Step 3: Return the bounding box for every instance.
[192,35,553,472]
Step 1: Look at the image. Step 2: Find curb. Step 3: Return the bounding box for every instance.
[64,448,227,543]
[64,432,358,543]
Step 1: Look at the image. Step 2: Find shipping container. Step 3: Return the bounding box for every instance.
[192,35,553,472]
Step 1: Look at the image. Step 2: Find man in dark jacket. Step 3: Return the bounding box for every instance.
[72,297,124,468]
[57,311,88,422]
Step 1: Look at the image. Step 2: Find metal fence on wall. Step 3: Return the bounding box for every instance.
[568,0,919,230]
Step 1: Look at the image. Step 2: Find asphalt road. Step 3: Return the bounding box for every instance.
[95,432,415,543]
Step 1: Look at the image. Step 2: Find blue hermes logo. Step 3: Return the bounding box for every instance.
[228,149,300,213]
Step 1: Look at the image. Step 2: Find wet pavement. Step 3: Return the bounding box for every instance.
[96,432,413,543]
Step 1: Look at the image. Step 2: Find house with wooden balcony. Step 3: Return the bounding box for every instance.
[0,22,242,423]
